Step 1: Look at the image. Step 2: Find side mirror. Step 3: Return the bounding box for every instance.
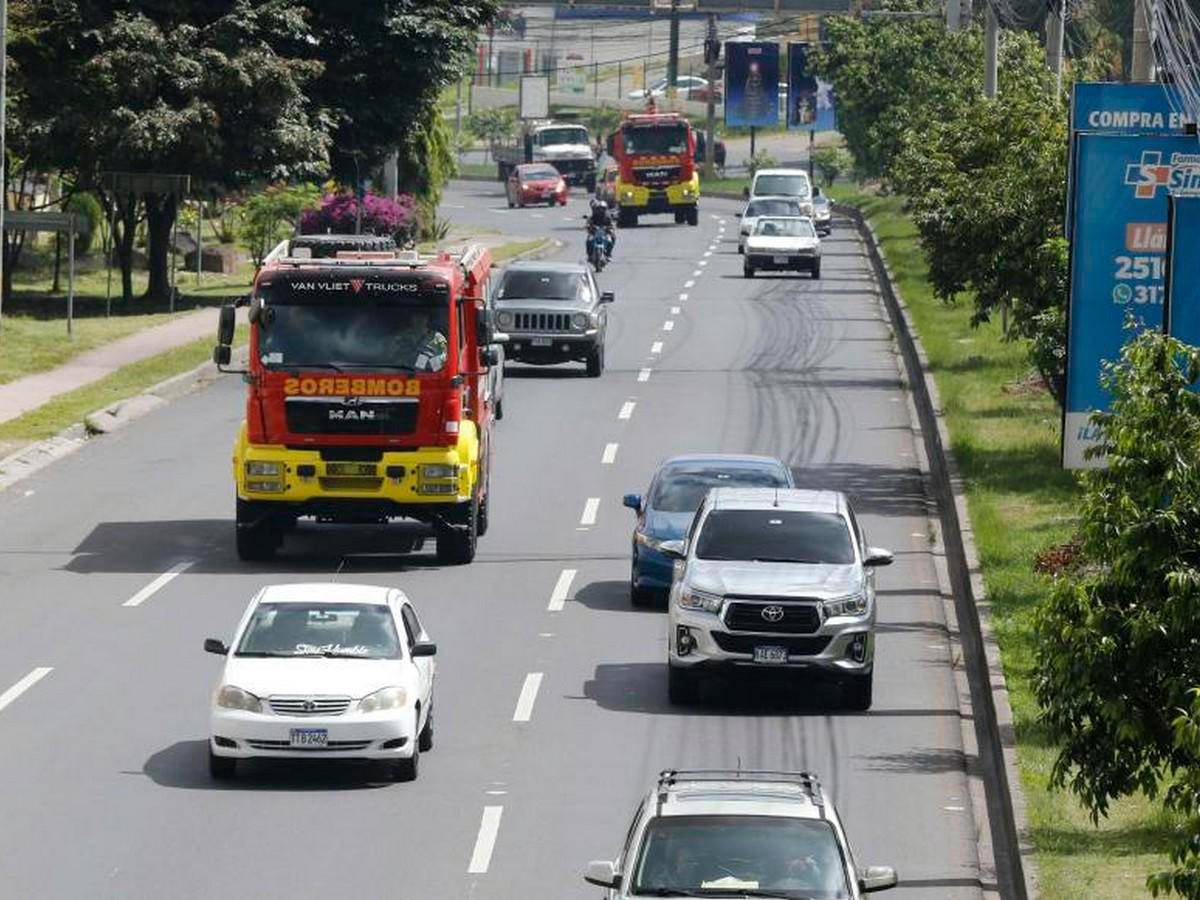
[213,344,232,366]
[734,211,742,218]
[481,346,500,367]
[476,307,492,346]
[583,860,620,889]
[659,539,686,560]
[411,642,438,658]
[860,865,898,892]
[622,493,642,511]
[742,186,750,199]
[864,548,894,567]
[204,638,229,656]
[217,304,236,346]
[600,291,615,304]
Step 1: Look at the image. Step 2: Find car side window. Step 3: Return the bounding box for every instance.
[398,604,417,649]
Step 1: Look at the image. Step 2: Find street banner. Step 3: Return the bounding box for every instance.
[786,43,836,132]
[518,75,549,120]
[1063,132,1200,468]
[1066,82,1189,234]
[1164,194,1200,349]
[724,42,779,128]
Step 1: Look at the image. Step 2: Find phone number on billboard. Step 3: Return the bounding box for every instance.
[1112,254,1165,305]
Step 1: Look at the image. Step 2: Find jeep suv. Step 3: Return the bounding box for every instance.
[661,488,893,710]
[584,769,898,897]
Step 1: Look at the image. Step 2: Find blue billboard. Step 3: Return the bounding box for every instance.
[1063,132,1200,467]
[1165,195,1200,349]
[787,43,836,132]
[1066,82,1189,234]
[724,42,779,128]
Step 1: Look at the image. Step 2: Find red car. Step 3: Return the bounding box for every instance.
[507,163,568,208]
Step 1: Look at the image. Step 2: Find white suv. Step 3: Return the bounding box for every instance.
[661,488,892,710]
[584,769,898,897]
[744,168,814,217]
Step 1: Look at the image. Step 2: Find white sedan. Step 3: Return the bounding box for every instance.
[205,582,436,782]
[736,196,805,253]
[743,216,822,279]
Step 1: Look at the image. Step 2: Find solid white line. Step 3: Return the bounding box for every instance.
[602,443,619,464]
[650,342,663,354]
[123,561,194,608]
[662,320,675,331]
[619,401,637,419]
[581,497,601,525]
[549,568,577,611]
[638,368,652,383]
[467,806,504,873]
[684,280,695,288]
[513,673,544,722]
[671,306,681,315]
[0,667,53,715]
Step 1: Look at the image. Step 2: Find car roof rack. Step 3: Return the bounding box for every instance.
[655,769,823,816]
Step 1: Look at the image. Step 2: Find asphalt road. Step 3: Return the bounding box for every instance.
[0,181,984,898]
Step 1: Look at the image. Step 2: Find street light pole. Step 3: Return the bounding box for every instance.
[0,0,8,332]
[704,13,718,181]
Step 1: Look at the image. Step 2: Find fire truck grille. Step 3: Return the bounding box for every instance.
[514,312,572,332]
[634,165,681,187]
[285,398,419,435]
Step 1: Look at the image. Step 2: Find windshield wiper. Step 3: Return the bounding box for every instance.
[329,362,418,373]
[269,361,346,372]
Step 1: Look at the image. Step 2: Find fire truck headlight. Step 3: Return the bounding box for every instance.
[245,461,282,477]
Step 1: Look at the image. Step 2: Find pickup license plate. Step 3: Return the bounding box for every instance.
[753,646,789,665]
[773,255,790,264]
[290,728,328,748]
[326,462,375,476]
[531,337,553,347]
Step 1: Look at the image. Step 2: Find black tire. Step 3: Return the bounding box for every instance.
[843,671,874,711]
[687,207,699,226]
[630,581,653,608]
[737,244,744,255]
[418,704,434,752]
[812,262,821,280]
[235,499,276,562]
[674,210,686,224]
[743,265,755,279]
[393,744,419,782]
[209,748,236,780]
[668,666,700,705]
[435,497,478,565]
[477,490,490,537]
[495,396,504,421]
[585,344,604,378]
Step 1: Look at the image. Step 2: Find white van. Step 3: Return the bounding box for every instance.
[744,168,814,216]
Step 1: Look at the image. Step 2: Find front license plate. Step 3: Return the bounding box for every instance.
[531,337,553,347]
[753,646,789,664]
[326,462,375,476]
[290,728,328,747]
[773,255,790,264]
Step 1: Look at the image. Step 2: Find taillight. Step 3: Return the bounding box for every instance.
[444,392,462,435]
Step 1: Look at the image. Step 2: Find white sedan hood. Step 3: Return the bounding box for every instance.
[221,657,410,699]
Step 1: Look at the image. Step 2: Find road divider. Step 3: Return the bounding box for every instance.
[0,667,53,715]
[122,561,194,608]
[467,806,504,874]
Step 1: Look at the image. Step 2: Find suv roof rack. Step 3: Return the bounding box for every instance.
[655,769,824,816]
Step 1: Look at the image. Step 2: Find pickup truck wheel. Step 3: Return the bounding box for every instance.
[668,666,700,705]
[843,671,873,711]
[436,498,478,565]
[585,345,604,378]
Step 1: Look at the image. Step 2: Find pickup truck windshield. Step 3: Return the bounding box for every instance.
[537,127,588,146]
[259,303,450,373]
[696,510,855,564]
[624,124,689,155]
[632,815,851,898]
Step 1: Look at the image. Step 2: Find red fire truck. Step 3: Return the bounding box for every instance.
[606,109,700,228]
[212,244,497,564]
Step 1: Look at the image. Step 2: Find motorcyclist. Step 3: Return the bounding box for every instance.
[586,198,616,258]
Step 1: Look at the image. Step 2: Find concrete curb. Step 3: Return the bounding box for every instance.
[837,202,1038,900]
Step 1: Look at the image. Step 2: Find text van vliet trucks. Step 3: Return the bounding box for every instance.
[212,244,497,564]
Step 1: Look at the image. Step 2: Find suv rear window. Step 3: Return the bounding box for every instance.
[695,510,854,564]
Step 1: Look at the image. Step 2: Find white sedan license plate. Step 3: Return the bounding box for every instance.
[753,646,789,664]
[773,255,790,264]
[531,337,553,347]
[290,728,328,748]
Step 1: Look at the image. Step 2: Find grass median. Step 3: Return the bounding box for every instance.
[829,186,1176,898]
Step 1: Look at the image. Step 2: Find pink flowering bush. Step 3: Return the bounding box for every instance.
[300,190,418,241]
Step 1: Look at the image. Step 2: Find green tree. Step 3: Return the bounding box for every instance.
[811,147,852,186]
[1034,329,1200,823]
[1150,690,1200,897]
[239,183,321,268]
[467,107,518,160]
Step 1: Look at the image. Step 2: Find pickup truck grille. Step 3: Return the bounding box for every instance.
[711,633,832,656]
[724,599,822,635]
[514,312,572,332]
[285,398,418,435]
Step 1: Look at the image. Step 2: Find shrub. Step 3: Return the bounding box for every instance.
[811,147,852,186]
[64,192,103,255]
[299,190,418,244]
[239,183,321,267]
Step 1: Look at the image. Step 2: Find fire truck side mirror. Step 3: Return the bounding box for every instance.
[217,305,236,346]
[481,346,500,367]
[212,344,232,367]
[476,308,493,346]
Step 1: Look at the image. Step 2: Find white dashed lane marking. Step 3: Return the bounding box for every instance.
[684,280,695,288]
[580,498,601,525]
[650,342,663,354]
[671,306,681,315]
[602,443,619,464]
[662,320,674,331]
[619,400,637,419]
[123,561,194,608]
[467,806,504,874]
[0,668,53,715]
[638,368,652,383]
[512,673,544,722]
[548,568,578,611]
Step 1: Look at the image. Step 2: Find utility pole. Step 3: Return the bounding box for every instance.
[667,0,681,99]
[984,4,999,99]
[947,0,961,32]
[704,13,718,180]
[1046,0,1064,93]
[1131,0,1154,80]
[0,0,8,331]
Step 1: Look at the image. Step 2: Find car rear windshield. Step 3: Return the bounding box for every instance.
[632,814,851,897]
[650,466,789,513]
[520,166,559,180]
[747,199,800,217]
[236,603,402,659]
[754,218,816,238]
[696,510,855,564]
[497,270,582,301]
[754,174,811,198]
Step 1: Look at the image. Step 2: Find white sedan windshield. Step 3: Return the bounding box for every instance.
[236,603,402,659]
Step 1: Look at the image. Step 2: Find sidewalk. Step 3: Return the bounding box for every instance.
[0,307,219,425]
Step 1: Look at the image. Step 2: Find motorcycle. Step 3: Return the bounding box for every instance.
[584,219,613,272]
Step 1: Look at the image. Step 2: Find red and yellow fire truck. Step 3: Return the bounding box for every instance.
[607,109,700,228]
[212,244,497,564]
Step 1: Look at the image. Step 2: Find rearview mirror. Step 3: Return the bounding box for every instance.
[475,307,492,346]
[864,548,894,567]
[204,638,229,656]
[860,865,898,892]
[584,860,620,889]
[411,642,438,658]
[622,493,642,511]
[600,291,615,304]
[659,539,686,560]
[217,304,236,346]
[742,186,750,199]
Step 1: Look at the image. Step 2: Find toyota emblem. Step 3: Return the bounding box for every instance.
[303,700,316,712]
[761,605,785,623]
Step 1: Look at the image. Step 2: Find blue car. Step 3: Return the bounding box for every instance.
[622,454,794,607]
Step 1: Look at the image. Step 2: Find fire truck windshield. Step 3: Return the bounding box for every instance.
[259,303,450,373]
[623,123,688,155]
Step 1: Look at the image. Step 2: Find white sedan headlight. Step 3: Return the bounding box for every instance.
[823,593,869,618]
[216,685,262,713]
[677,586,723,613]
[358,686,408,713]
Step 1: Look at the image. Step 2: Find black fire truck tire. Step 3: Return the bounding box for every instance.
[617,209,636,228]
[477,489,490,537]
[436,497,478,565]
[674,210,686,224]
[585,344,604,378]
[687,206,699,226]
[235,498,278,562]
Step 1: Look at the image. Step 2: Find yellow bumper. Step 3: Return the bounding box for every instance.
[232,422,479,505]
[615,173,700,209]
